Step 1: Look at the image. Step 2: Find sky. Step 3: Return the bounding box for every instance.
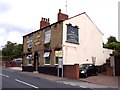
[0,0,119,49]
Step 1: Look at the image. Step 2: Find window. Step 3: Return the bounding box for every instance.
[44,57,50,64]
[55,57,59,64]
[27,54,32,66]
[67,24,79,44]
[28,35,32,48]
[44,30,51,44]
[43,52,50,65]
[55,50,62,65]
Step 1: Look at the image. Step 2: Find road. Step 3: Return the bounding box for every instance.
[1,67,92,89]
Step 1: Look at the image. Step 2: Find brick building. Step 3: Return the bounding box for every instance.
[22,9,112,76]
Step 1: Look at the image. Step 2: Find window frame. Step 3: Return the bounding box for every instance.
[28,35,33,48]
[54,56,59,65]
[27,54,32,66]
[44,29,51,44]
[44,57,50,65]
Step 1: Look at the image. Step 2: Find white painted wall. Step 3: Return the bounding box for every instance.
[62,13,111,65]
[103,48,113,60]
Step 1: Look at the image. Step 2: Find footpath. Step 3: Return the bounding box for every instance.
[9,67,119,89]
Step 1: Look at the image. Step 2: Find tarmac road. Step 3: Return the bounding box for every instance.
[1,67,91,89]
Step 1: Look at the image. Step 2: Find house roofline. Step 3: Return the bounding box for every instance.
[65,12,104,35]
[23,12,104,37]
[84,13,104,35]
[67,12,86,20]
[23,20,64,37]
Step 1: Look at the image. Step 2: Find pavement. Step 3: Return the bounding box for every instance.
[7,67,120,88]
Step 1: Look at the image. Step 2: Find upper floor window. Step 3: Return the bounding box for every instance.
[28,35,32,48]
[66,24,79,44]
[44,29,51,44]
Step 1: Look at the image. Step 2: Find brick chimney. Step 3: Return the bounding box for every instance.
[40,17,50,29]
[57,9,68,21]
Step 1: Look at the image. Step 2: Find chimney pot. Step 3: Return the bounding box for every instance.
[45,18,47,22]
[43,18,45,21]
[40,17,50,28]
[48,18,49,22]
[59,9,61,13]
[41,17,43,21]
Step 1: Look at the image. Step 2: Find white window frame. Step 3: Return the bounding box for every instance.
[27,54,32,66]
[43,52,50,65]
[28,35,33,48]
[44,57,50,65]
[44,30,51,44]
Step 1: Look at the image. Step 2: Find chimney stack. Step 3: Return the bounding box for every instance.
[40,17,50,29]
[57,9,68,21]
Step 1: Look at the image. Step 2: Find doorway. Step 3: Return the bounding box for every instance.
[34,51,39,71]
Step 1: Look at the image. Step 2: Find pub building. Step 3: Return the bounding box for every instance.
[22,9,112,76]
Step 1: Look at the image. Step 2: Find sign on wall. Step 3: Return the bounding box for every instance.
[67,25,79,44]
[55,50,62,57]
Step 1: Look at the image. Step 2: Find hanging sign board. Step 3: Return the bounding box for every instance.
[58,50,62,57]
[55,50,62,57]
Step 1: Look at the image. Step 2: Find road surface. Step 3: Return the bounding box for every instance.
[1,67,91,89]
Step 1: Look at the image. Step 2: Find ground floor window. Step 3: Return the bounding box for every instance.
[43,52,50,65]
[44,57,50,64]
[27,54,32,66]
[55,50,62,65]
[55,57,59,64]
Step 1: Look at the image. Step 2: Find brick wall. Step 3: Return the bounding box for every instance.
[58,9,68,21]
[23,21,63,67]
[106,67,113,76]
[64,64,79,79]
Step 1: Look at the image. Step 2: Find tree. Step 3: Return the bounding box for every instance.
[103,36,120,51]
[107,36,117,44]
[2,41,23,60]
[13,44,23,58]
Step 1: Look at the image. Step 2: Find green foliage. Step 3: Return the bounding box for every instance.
[103,36,120,51]
[107,36,117,44]
[2,41,23,60]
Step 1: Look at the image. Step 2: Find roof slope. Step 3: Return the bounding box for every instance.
[23,12,103,37]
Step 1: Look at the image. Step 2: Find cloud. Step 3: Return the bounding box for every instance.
[0,23,32,34]
[0,27,6,35]
[7,31,23,44]
[0,23,33,48]
[0,27,7,47]
[0,2,11,14]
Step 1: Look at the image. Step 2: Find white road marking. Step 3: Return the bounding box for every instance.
[57,81,64,83]
[57,81,87,88]
[79,86,87,88]
[63,82,70,85]
[69,83,77,86]
[0,73,9,78]
[15,79,39,89]
[59,81,77,86]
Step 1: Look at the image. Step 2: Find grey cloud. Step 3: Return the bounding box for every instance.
[0,2,11,14]
[0,23,33,35]
[0,23,33,46]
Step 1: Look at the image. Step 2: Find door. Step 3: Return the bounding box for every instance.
[34,51,39,71]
